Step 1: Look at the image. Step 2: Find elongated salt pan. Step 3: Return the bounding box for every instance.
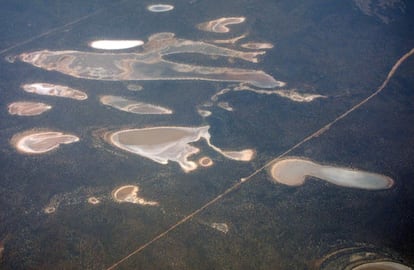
[268,157,394,190]
[89,40,144,50]
[22,83,87,100]
[240,42,274,50]
[11,130,79,154]
[233,85,326,102]
[100,95,172,114]
[19,32,280,88]
[8,101,52,116]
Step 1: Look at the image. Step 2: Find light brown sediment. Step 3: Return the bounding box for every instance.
[106,48,414,269]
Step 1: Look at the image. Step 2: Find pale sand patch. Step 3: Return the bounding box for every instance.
[211,84,324,110]
[89,40,144,50]
[43,206,56,214]
[217,101,234,111]
[211,88,231,102]
[197,17,246,33]
[11,130,79,154]
[198,156,213,167]
[219,149,255,162]
[22,83,87,100]
[272,89,326,102]
[105,126,254,172]
[147,4,174,12]
[209,34,247,45]
[268,157,394,190]
[8,101,52,116]
[240,42,274,50]
[87,197,101,205]
[126,84,143,91]
[352,261,412,270]
[100,95,172,114]
[210,223,229,233]
[112,185,158,206]
[197,109,212,117]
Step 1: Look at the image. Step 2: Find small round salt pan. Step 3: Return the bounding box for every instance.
[89,40,144,50]
[147,4,174,12]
